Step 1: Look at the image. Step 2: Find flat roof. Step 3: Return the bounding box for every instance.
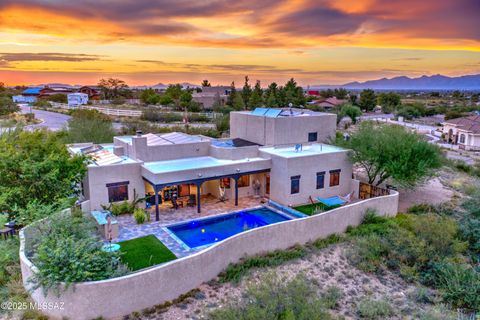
[260,143,346,158]
[143,156,266,174]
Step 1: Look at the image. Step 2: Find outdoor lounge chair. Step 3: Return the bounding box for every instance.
[317,191,355,207]
[217,186,228,202]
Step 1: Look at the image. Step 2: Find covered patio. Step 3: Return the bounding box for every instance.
[143,168,271,221]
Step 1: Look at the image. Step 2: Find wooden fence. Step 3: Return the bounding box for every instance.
[359,182,391,200]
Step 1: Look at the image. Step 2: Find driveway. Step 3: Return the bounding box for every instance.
[20,105,71,131]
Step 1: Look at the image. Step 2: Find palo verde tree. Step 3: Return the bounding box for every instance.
[337,121,442,187]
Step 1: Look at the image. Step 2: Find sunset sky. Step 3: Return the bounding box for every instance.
[0,0,479,86]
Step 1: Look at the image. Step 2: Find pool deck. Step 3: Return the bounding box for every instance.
[114,196,264,258]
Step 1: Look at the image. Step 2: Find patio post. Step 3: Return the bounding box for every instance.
[234,175,239,206]
[154,185,160,221]
[196,181,202,214]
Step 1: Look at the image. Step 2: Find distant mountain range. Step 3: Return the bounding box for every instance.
[311,74,480,91]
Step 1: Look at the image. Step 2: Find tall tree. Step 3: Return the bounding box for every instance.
[201,80,211,87]
[264,82,278,107]
[140,88,161,105]
[337,121,442,187]
[249,80,263,108]
[165,84,184,109]
[359,89,377,112]
[283,78,306,107]
[334,88,348,99]
[0,129,86,214]
[232,92,246,111]
[97,78,129,100]
[377,92,401,113]
[241,76,252,110]
[227,81,237,107]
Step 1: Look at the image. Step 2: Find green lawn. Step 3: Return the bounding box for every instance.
[119,235,177,271]
[293,203,339,216]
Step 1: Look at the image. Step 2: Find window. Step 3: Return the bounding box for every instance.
[238,175,250,188]
[460,134,466,144]
[107,181,129,202]
[220,178,231,189]
[308,132,318,142]
[316,171,325,189]
[329,170,341,187]
[290,175,301,194]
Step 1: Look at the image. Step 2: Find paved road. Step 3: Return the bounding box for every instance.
[20,105,71,131]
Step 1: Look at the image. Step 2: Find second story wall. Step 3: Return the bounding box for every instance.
[230,111,337,146]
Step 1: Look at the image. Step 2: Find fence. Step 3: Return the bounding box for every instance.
[49,102,222,120]
[359,182,391,199]
[20,191,398,319]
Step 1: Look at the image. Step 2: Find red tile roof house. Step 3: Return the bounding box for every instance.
[442,115,480,150]
[311,97,346,110]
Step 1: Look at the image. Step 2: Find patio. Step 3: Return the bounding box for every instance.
[114,196,265,258]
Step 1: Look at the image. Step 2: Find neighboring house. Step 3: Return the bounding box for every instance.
[12,87,42,103]
[192,86,230,109]
[69,108,353,220]
[38,86,73,99]
[442,115,480,150]
[79,86,102,100]
[68,93,89,107]
[311,97,346,110]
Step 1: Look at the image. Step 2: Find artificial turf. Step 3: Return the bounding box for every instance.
[118,235,177,271]
[293,203,339,216]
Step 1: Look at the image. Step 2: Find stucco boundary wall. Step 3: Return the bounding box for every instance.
[20,190,398,320]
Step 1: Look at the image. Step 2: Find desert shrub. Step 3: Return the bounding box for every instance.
[459,216,480,258]
[346,234,389,273]
[320,285,343,309]
[411,287,436,304]
[209,274,332,320]
[347,209,393,237]
[218,245,308,283]
[133,208,147,224]
[356,298,394,319]
[431,262,480,311]
[29,212,127,295]
[418,304,457,320]
[108,200,134,216]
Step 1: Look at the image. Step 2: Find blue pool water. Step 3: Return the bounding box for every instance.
[166,207,291,249]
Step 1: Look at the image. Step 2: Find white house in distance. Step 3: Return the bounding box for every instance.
[442,115,480,150]
[67,92,89,107]
[69,108,357,220]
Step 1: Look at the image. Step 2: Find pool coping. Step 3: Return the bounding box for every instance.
[161,205,295,251]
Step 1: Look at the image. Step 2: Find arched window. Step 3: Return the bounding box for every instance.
[459,134,466,144]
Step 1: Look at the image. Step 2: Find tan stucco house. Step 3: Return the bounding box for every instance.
[69,108,355,220]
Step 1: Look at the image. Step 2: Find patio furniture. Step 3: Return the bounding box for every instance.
[0,227,14,240]
[187,194,196,207]
[316,196,347,207]
[91,211,119,240]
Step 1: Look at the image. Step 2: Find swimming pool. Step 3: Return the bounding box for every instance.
[165,207,292,249]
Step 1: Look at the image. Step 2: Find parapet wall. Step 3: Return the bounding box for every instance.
[20,191,398,319]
